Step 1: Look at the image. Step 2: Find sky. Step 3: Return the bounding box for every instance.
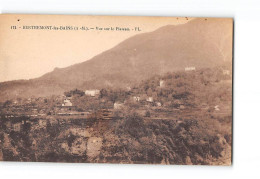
[0,14,191,82]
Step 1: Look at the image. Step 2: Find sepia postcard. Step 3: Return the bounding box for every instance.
[0,14,233,165]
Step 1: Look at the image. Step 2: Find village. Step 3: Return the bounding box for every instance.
[0,66,232,133]
[0,66,232,163]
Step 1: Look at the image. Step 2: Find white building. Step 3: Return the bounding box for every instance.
[62,99,72,107]
[159,80,165,87]
[214,105,220,111]
[114,102,124,109]
[185,67,196,71]
[133,96,140,102]
[85,89,100,97]
[156,102,162,107]
[146,97,153,102]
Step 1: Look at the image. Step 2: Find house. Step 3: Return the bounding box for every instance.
[85,89,100,97]
[156,102,162,107]
[159,80,165,87]
[32,108,38,114]
[62,99,72,107]
[214,105,220,111]
[133,96,140,102]
[13,100,18,105]
[27,98,32,103]
[114,102,124,109]
[146,97,153,102]
[185,67,196,71]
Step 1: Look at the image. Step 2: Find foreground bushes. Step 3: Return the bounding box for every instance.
[99,112,231,165]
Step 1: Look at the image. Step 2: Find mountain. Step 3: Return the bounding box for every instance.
[0,18,233,101]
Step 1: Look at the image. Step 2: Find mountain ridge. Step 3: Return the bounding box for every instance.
[0,18,233,102]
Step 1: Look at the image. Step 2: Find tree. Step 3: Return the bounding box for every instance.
[64,89,85,97]
[100,89,108,98]
[3,100,12,107]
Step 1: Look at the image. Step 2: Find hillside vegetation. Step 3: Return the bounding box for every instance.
[0,67,232,165]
